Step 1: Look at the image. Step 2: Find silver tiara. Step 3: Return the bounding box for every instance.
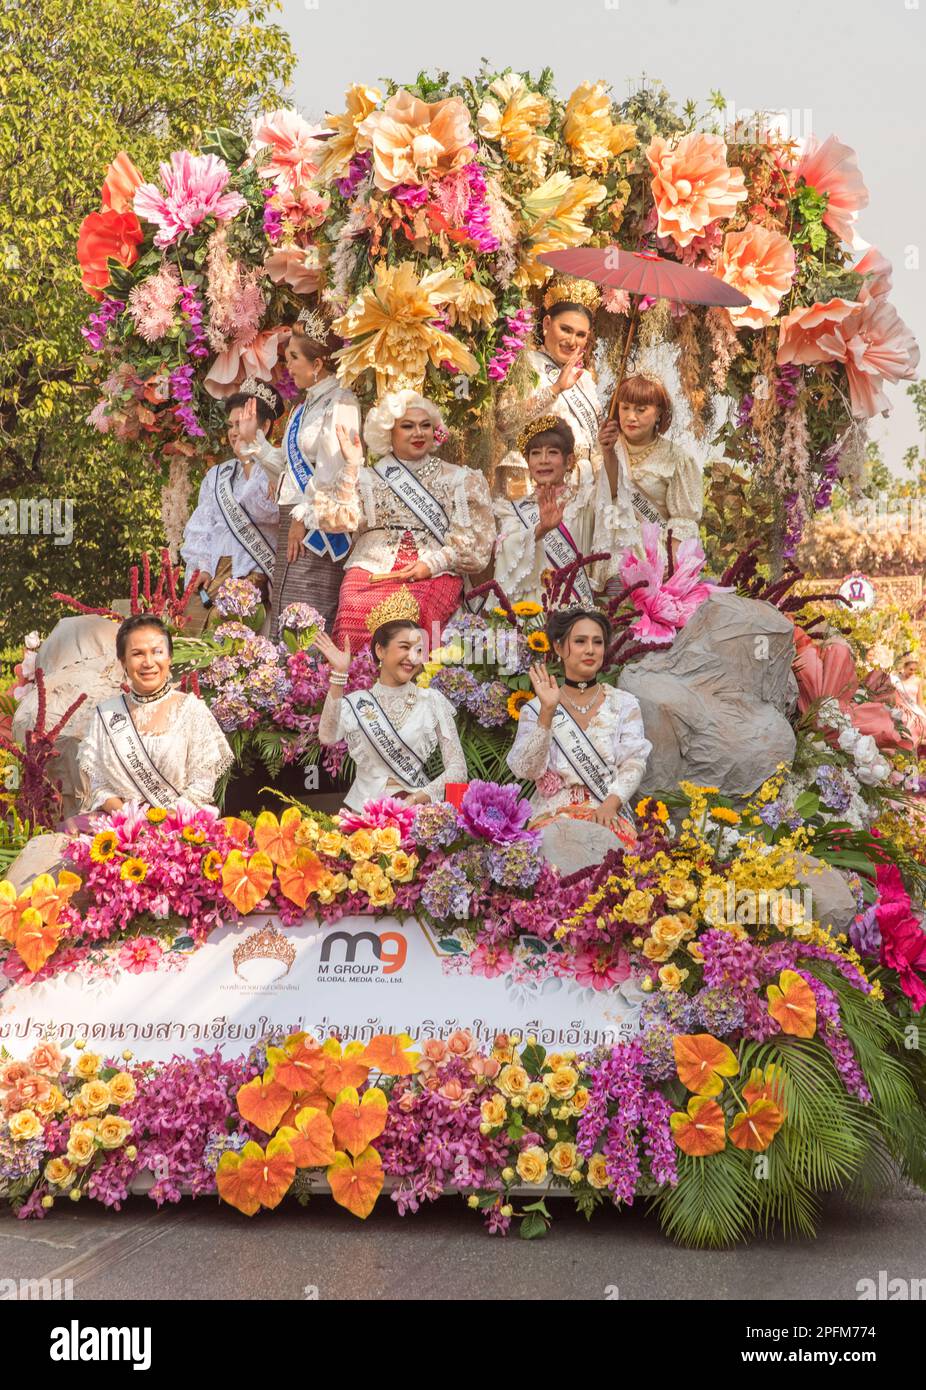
[239,377,278,409]
[296,306,329,341]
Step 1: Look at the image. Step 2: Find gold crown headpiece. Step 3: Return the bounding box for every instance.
[366,586,421,635]
[239,377,279,411]
[517,413,566,458]
[296,306,330,342]
[624,369,667,392]
[232,925,297,977]
[542,275,601,313]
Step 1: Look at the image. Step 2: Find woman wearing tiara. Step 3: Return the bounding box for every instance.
[313,589,467,811]
[238,309,361,635]
[598,372,703,570]
[506,607,651,842]
[314,389,495,650]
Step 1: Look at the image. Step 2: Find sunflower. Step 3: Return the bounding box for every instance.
[146,807,168,824]
[120,858,148,883]
[202,850,222,882]
[89,831,118,864]
[493,606,514,622]
[182,826,206,845]
[512,601,542,618]
[527,631,550,653]
[507,690,533,720]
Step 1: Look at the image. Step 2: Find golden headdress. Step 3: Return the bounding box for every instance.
[517,412,566,457]
[366,587,421,634]
[542,275,601,313]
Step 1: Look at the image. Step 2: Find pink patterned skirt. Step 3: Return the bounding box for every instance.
[332,533,463,650]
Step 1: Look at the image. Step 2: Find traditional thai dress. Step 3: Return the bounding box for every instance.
[506,686,651,842]
[890,672,926,750]
[601,434,703,577]
[496,347,604,470]
[76,690,234,811]
[312,452,496,649]
[181,456,279,635]
[318,680,467,812]
[245,376,362,635]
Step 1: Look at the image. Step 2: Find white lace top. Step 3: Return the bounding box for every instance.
[246,376,362,524]
[506,686,651,814]
[496,348,604,468]
[180,457,279,578]
[318,681,467,812]
[601,435,703,564]
[77,691,235,811]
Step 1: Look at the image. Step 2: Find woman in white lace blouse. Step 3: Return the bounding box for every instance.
[506,608,651,837]
[76,615,234,813]
[314,598,467,813]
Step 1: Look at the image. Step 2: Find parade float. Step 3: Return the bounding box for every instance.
[2,68,925,1245]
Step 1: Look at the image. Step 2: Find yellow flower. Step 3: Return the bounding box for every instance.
[44,1157,75,1189]
[525,1082,550,1111]
[709,807,742,826]
[478,74,553,176]
[89,831,118,864]
[294,817,320,846]
[515,1144,549,1184]
[563,80,637,173]
[73,1051,102,1080]
[512,601,542,618]
[78,1079,112,1115]
[372,826,402,854]
[587,1153,610,1189]
[480,1095,507,1127]
[507,690,533,721]
[9,1108,42,1142]
[550,1141,578,1177]
[359,88,475,192]
[661,875,697,908]
[649,914,691,950]
[35,1085,65,1117]
[182,826,206,844]
[444,279,497,333]
[328,872,349,894]
[146,807,168,824]
[346,829,376,861]
[385,850,418,883]
[497,1063,530,1098]
[569,1086,590,1115]
[107,1071,137,1106]
[516,171,607,288]
[367,879,396,908]
[687,940,705,963]
[545,1066,579,1100]
[202,850,222,882]
[317,830,345,859]
[317,83,382,182]
[119,857,148,883]
[416,662,440,689]
[527,631,550,653]
[66,1126,97,1166]
[98,1114,133,1150]
[658,963,689,992]
[770,894,807,930]
[620,889,655,926]
[642,936,673,963]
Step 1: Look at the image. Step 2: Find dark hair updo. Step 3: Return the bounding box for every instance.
[115,613,174,663]
[371,620,423,662]
[544,607,612,650]
[226,389,281,432]
[288,325,344,373]
[545,300,594,328]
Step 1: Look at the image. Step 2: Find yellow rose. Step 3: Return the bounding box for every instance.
[570,1086,590,1115]
[497,1064,530,1098]
[525,1082,550,1111]
[367,879,396,908]
[74,1051,103,1080]
[480,1095,507,1127]
[107,1071,137,1106]
[546,1053,568,1072]
[642,936,673,963]
[9,1108,42,1142]
[662,876,697,909]
[346,829,375,861]
[550,1141,578,1177]
[78,1079,112,1115]
[352,859,379,889]
[66,1126,97,1166]
[620,889,654,926]
[545,1066,579,1100]
[328,872,349,893]
[373,826,402,854]
[35,1085,65,1117]
[317,887,335,905]
[658,963,689,992]
[650,914,690,949]
[386,851,418,883]
[515,1145,548,1184]
[98,1114,133,1150]
[687,940,705,963]
[294,817,320,845]
[587,1153,610,1189]
[317,831,345,859]
[44,1157,75,1189]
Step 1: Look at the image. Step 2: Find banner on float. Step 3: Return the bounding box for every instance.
[0,916,642,1060]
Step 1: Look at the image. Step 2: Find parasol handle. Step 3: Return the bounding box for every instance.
[607,301,640,420]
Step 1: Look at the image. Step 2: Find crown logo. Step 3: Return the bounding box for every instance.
[232,925,297,983]
[542,275,601,313]
[517,412,564,458]
[296,306,330,342]
[366,586,421,634]
[239,377,279,410]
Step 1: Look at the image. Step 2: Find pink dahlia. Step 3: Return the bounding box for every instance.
[469,943,514,979]
[619,523,722,644]
[573,947,631,991]
[338,797,417,840]
[133,152,247,249]
[117,937,164,974]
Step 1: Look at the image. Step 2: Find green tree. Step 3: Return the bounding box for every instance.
[0,0,294,645]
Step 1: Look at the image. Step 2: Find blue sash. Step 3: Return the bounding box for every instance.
[284,401,352,562]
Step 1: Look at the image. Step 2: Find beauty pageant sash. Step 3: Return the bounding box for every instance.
[538,353,601,447]
[511,496,595,605]
[213,461,275,577]
[547,702,613,803]
[343,690,430,791]
[373,455,450,543]
[283,391,351,562]
[96,695,182,807]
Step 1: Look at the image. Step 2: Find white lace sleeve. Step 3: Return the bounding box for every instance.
[179,473,216,574]
[419,466,496,578]
[183,698,235,806]
[291,395,362,525]
[496,375,556,440]
[318,691,348,745]
[422,691,467,801]
[76,712,122,810]
[248,429,286,483]
[606,691,651,805]
[312,460,364,533]
[665,445,704,542]
[493,498,539,603]
[506,701,552,782]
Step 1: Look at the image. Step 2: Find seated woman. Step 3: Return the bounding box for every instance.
[181,379,282,636]
[891,651,926,750]
[76,614,234,814]
[314,589,467,812]
[506,608,651,841]
[493,415,633,607]
[237,309,362,636]
[598,372,702,570]
[316,390,495,650]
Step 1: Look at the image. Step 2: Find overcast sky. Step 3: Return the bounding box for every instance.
[278,0,924,473]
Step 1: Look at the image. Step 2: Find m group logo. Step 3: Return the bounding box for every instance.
[49,1320,151,1370]
[318,929,408,983]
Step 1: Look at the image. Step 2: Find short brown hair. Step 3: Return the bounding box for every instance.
[615,374,672,435]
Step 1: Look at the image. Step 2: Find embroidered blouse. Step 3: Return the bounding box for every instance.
[607,435,703,549]
[180,458,279,578]
[496,348,604,469]
[318,681,467,811]
[76,691,234,811]
[245,376,362,524]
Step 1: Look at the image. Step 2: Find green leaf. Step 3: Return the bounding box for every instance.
[519,1041,547,1074]
[200,127,248,167]
[519,1209,549,1240]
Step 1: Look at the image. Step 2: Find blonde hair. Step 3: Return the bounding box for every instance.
[362,390,445,459]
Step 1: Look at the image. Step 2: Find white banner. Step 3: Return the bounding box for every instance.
[0,915,642,1060]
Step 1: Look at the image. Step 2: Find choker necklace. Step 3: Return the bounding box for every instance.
[128,679,173,705]
[564,676,598,692]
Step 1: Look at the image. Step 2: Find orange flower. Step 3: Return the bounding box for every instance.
[220,849,273,915]
[729,1098,784,1152]
[277,1106,337,1168]
[767,970,817,1038]
[670,1095,727,1156]
[742,1063,787,1113]
[76,208,144,298]
[253,807,302,868]
[360,1032,419,1076]
[477,74,552,176]
[277,848,326,909]
[101,152,145,215]
[646,131,747,248]
[330,1085,389,1157]
[235,1073,292,1134]
[265,1041,325,1094]
[776,296,858,366]
[327,1146,384,1219]
[718,224,795,329]
[217,1136,295,1214]
[357,88,474,191]
[317,83,382,183]
[673,1033,739,1096]
[791,133,868,246]
[319,1038,372,1100]
[10,906,63,973]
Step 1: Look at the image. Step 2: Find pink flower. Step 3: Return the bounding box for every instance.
[337,797,417,841]
[646,132,747,248]
[446,1028,478,1058]
[718,223,795,329]
[118,937,164,974]
[203,327,287,399]
[417,1039,449,1075]
[27,1042,66,1077]
[250,109,326,194]
[469,944,514,979]
[471,1054,501,1080]
[876,862,926,1010]
[133,152,246,249]
[263,246,321,294]
[619,523,722,644]
[573,947,631,991]
[791,134,868,246]
[0,1061,33,1090]
[776,297,858,366]
[828,295,920,418]
[853,246,892,299]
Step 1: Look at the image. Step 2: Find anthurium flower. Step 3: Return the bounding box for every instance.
[729,1099,785,1152]
[216,1149,261,1216]
[327,1146,384,1219]
[767,970,817,1038]
[219,817,252,849]
[0,880,27,944]
[277,1106,337,1168]
[319,1038,371,1099]
[235,1073,293,1134]
[673,1033,739,1096]
[11,907,63,973]
[360,1032,420,1076]
[237,1135,296,1211]
[266,1042,326,1093]
[253,807,303,868]
[742,1063,787,1114]
[669,1095,727,1156]
[331,1086,388,1157]
[220,849,273,915]
[276,847,326,909]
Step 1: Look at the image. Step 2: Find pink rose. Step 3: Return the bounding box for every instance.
[471,1054,501,1080]
[438,1078,465,1103]
[446,1029,477,1058]
[0,1061,33,1090]
[27,1042,66,1077]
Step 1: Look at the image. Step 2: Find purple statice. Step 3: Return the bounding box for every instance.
[0,1120,45,1183]
[420,859,472,919]
[81,295,123,351]
[169,363,196,403]
[640,1089,678,1187]
[214,576,262,618]
[411,800,461,850]
[430,665,480,708]
[262,187,283,243]
[460,780,533,845]
[692,985,746,1035]
[486,838,542,889]
[179,284,209,360]
[487,304,534,382]
[465,679,511,728]
[336,150,372,198]
[850,904,881,957]
[815,763,853,813]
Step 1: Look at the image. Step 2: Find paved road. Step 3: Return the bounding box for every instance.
[2,1186,924,1301]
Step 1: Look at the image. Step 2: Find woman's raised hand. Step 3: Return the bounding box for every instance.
[314,630,351,676]
[335,421,365,467]
[535,483,565,536]
[554,348,584,395]
[528,660,561,712]
[238,396,259,445]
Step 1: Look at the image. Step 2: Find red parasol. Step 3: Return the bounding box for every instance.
[538,247,750,415]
